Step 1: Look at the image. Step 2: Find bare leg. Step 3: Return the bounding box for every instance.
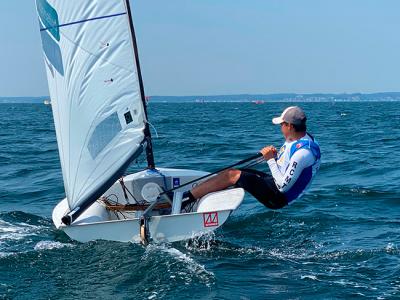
[190,169,242,199]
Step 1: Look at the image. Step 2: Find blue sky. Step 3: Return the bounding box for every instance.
[0,0,399,97]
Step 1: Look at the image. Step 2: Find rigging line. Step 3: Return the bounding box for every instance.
[119,177,140,204]
[40,12,127,32]
[241,157,265,169]
[101,195,126,220]
[146,121,159,138]
[119,178,130,201]
[118,210,129,220]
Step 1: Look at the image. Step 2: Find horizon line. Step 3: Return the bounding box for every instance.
[2,91,400,99]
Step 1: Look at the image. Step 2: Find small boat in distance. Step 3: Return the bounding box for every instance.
[252,100,265,104]
[43,99,51,105]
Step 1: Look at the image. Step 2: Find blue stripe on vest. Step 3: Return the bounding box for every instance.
[284,165,313,202]
[284,136,321,202]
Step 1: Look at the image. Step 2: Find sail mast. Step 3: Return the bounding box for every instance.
[124,0,155,169]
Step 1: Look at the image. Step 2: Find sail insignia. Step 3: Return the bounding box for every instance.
[37,0,63,76]
[36,0,60,41]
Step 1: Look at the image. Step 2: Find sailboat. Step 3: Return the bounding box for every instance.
[35,0,245,244]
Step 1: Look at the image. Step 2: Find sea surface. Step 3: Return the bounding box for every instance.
[0,101,399,299]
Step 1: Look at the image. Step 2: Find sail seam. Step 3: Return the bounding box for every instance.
[40,12,127,32]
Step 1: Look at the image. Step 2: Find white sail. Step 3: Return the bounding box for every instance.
[36,0,147,211]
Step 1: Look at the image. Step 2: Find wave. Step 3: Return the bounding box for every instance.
[0,211,72,257]
[333,186,399,198]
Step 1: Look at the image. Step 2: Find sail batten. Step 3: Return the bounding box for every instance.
[36,0,148,217]
[39,12,128,32]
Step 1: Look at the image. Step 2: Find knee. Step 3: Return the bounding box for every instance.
[224,169,241,185]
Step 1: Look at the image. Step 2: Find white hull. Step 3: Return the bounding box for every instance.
[53,168,244,243]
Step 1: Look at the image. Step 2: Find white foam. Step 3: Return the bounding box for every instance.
[0,220,42,242]
[333,279,377,290]
[268,248,303,262]
[0,252,14,258]
[184,233,267,258]
[34,241,73,251]
[163,247,214,276]
[183,231,216,252]
[236,246,265,256]
[385,242,397,252]
[0,218,74,254]
[147,292,158,300]
[144,243,214,287]
[301,275,318,281]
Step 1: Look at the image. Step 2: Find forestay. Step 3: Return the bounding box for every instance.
[36,0,147,212]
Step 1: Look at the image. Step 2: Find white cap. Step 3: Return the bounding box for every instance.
[272,106,307,125]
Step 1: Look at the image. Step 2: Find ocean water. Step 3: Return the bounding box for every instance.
[0,101,399,299]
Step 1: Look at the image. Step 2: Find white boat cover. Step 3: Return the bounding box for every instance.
[36,0,146,211]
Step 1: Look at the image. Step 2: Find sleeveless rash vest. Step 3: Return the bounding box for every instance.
[267,133,321,203]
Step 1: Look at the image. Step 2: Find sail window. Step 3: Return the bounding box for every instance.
[88,112,122,159]
[124,111,133,125]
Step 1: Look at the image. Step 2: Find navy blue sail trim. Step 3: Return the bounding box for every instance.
[40,12,127,32]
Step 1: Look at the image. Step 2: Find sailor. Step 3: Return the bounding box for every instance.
[182,106,321,210]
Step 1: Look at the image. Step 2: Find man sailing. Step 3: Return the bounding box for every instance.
[183,106,321,210]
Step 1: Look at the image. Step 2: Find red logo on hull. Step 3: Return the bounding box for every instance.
[203,212,219,227]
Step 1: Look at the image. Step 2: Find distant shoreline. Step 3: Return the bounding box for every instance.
[1,92,400,103]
